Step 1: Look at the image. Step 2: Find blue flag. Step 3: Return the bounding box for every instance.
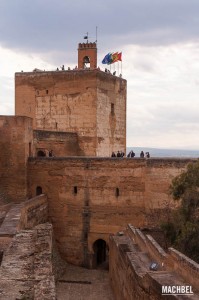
[102,53,112,64]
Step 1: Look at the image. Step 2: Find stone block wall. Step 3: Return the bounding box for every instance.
[19,194,48,230]
[96,72,126,156]
[33,130,84,157]
[0,224,57,300]
[0,116,33,202]
[167,248,199,289]
[15,69,126,156]
[27,157,193,267]
[109,225,199,299]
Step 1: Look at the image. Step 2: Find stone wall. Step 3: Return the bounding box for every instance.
[33,130,84,157]
[27,157,193,267]
[109,225,199,299]
[96,72,126,156]
[0,195,61,299]
[19,195,48,230]
[0,223,57,300]
[0,116,33,202]
[15,69,126,156]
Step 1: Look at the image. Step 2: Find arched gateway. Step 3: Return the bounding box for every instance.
[93,239,108,269]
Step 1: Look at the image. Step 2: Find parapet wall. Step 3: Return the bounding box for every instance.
[0,195,60,299]
[0,116,33,202]
[109,225,199,299]
[19,194,48,230]
[168,247,199,289]
[126,225,199,288]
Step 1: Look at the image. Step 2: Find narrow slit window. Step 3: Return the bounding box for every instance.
[36,186,42,196]
[116,187,120,197]
[111,103,114,115]
[74,186,78,194]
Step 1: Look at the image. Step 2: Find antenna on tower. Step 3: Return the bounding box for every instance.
[96,26,98,45]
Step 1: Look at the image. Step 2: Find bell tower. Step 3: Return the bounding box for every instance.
[78,42,97,69]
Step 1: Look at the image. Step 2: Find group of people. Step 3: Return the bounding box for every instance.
[56,65,78,71]
[111,151,125,157]
[138,151,150,158]
[111,150,150,158]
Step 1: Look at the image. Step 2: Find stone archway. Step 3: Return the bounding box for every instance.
[37,150,46,157]
[93,239,108,269]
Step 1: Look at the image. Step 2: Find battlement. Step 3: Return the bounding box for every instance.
[78,42,97,49]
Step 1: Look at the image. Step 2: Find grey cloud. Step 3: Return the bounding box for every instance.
[127,103,199,139]
[1,0,199,59]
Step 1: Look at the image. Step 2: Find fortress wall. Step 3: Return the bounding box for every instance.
[96,72,126,156]
[127,225,167,266]
[15,70,98,156]
[167,248,199,289]
[109,234,159,300]
[109,226,199,300]
[15,70,127,157]
[19,194,48,230]
[33,130,83,157]
[27,157,192,266]
[0,116,33,202]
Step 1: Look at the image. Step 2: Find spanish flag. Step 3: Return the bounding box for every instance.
[112,52,122,63]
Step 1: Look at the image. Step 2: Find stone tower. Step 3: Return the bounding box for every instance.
[78,42,97,69]
[15,43,126,157]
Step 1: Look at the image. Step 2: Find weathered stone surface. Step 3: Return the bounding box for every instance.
[109,225,199,300]
[28,157,193,266]
[0,223,60,300]
[15,69,126,156]
[0,116,33,203]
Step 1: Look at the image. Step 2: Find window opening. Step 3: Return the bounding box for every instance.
[83,56,90,69]
[36,186,42,196]
[29,142,32,157]
[111,103,114,115]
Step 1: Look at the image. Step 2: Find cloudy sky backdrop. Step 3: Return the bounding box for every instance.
[0,0,199,149]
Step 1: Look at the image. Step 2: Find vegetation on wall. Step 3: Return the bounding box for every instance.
[161,159,199,263]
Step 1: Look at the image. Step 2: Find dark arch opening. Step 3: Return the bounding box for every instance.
[83,56,90,69]
[36,186,42,196]
[93,239,108,269]
[37,150,46,157]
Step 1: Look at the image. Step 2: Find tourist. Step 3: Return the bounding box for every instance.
[111,152,116,157]
[145,152,150,158]
[49,150,54,157]
[140,151,144,158]
[117,151,121,157]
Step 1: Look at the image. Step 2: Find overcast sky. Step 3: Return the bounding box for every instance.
[0,0,199,149]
